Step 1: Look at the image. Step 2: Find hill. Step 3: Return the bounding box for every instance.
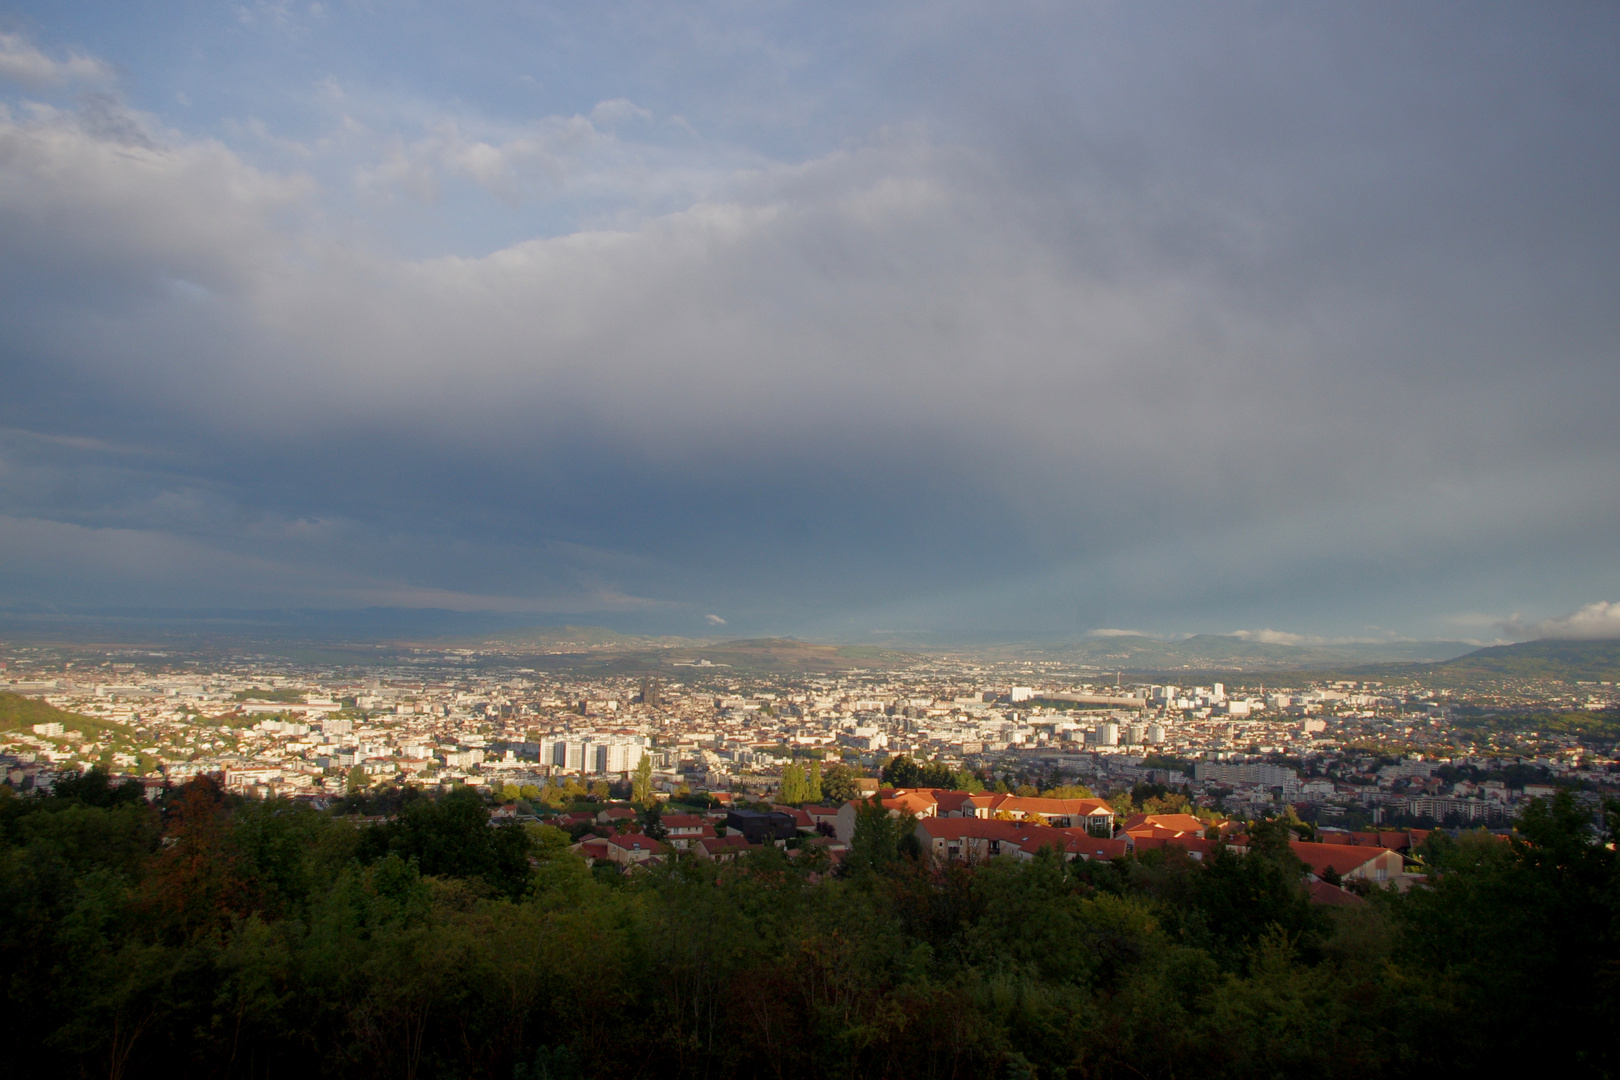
[406,627,914,674]
[654,638,909,674]
[439,625,706,651]
[0,691,134,743]
[1434,638,1620,682]
[990,633,1477,674]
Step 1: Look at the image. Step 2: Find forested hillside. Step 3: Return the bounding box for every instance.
[1436,637,1620,681]
[1,776,1614,1080]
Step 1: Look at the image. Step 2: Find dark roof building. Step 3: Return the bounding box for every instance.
[724,809,799,844]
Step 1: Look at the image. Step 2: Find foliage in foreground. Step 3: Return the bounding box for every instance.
[0,776,1615,1080]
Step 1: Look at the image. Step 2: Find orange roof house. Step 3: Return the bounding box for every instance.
[1288,841,1403,884]
[970,794,1117,831]
[915,818,1126,863]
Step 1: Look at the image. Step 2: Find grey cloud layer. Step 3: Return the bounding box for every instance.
[1,6,1618,638]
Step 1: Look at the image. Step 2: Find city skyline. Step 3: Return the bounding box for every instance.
[2,4,1619,644]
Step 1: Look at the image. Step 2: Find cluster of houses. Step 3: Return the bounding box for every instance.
[561,786,1421,903]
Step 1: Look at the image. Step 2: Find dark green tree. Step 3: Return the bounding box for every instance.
[880,754,919,788]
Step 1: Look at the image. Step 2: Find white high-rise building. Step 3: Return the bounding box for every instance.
[1086,722,1119,747]
[546,735,650,774]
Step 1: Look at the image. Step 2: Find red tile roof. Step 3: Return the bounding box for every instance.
[917,817,1109,859]
[1122,813,1207,835]
[972,794,1116,818]
[1129,834,1215,858]
[1308,879,1368,907]
[661,813,707,831]
[608,832,665,853]
[1289,841,1395,878]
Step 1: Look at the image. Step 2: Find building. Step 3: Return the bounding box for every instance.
[542,735,649,775]
[969,793,1116,834]
[1405,796,1502,823]
[1194,762,1298,788]
[724,809,799,845]
[1086,723,1119,747]
[914,817,1128,863]
[1287,841,1404,884]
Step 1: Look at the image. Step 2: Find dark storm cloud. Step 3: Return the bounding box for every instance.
[0,4,1616,639]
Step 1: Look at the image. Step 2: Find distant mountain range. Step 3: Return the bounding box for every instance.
[975,633,1480,674]
[428,626,1485,675]
[422,628,908,674]
[405,625,1620,681]
[442,625,705,651]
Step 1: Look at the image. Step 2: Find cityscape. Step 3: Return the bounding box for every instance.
[3,3,1619,1078]
[5,631,1615,835]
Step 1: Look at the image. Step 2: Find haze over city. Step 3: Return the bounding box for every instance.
[1,4,1618,644]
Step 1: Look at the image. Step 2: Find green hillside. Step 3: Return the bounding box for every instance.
[0,691,134,742]
[1436,638,1620,682]
[997,633,1477,673]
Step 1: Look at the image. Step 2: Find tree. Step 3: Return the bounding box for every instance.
[780,762,805,804]
[515,1045,580,1080]
[845,798,902,879]
[632,755,654,806]
[1392,791,1620,1076]
[346,766,366,794]
[48,767,145,808]
[1188,817,1319,970]
[881,755,920,788]
[1143,792,1191,815]
[360,787,533,898]
[807,759,823,803]
[639,801,667,842]
[821,762,860,803]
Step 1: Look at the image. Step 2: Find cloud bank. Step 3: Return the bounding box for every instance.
[1498,603,1620,642]
[0,33,112,89]
[1,7,1618,639]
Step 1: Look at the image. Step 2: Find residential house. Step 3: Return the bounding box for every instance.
[969,794,1116,834]
[695,834,757,862]
[915,817,1126,864]
[660,813,715,850]
[1288,841,1404,884]
[603,832,665,866]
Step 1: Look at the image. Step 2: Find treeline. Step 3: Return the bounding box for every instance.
[1,773,1616,1080]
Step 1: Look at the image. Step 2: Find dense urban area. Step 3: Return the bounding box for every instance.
[2,631,1617,1079]
[4,634,1617,830]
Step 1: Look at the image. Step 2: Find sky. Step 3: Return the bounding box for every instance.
[1,2,1618,645]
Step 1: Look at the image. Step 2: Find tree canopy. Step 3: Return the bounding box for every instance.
[0,774,1614,1080]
